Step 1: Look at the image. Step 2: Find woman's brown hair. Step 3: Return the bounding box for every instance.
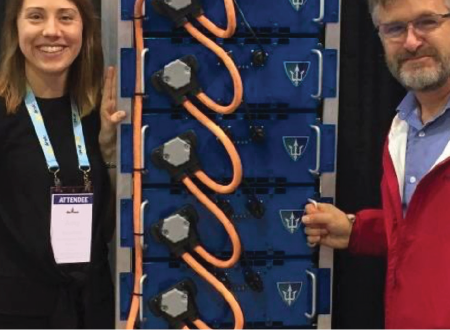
[0,0,104,116]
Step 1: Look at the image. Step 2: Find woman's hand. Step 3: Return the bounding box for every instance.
[99,66,127,162]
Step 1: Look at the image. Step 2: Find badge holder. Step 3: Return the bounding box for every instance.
[49,167,94,265]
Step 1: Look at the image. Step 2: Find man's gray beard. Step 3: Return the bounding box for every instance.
[386,53,450,92]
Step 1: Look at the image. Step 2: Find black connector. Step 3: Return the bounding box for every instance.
[251,50,268,67]
[151,55,201,105]
[151,205,200,257]
[250,126,265,143]
[148,279,200,329]
[244,268,264,292]
[246,197,266,219]
[151,131,201,182]
[152,0,204,27]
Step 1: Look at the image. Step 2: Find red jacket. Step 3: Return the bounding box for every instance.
[348,115,450,329]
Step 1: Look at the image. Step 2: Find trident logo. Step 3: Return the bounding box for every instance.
[289,0,308,11]
[284,62,310,87]
[280,210,303,234]
[283,136,309,162]
[277,282,302,307]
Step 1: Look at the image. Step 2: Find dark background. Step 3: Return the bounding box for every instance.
[334,0,406,328]
[0,0,406,328]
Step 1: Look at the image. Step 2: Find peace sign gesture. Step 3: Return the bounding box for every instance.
[99,66,127,162]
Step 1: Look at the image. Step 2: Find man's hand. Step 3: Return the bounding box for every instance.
[302,203,353,249]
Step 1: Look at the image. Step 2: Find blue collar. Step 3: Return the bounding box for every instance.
[396,92,450,130]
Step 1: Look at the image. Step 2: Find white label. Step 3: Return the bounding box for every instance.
[50,193,93,264]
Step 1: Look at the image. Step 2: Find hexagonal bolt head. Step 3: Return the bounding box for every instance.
[161,214,190,243]
[162,138,191,167]
[160,288,189,318]
[164,0,192,11]
[162,60,192,90]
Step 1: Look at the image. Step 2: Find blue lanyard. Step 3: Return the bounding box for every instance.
[25,89,91,186]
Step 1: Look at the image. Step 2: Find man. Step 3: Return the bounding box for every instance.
[302,0,450,328]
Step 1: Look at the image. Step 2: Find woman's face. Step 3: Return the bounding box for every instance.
[17,0,83,79]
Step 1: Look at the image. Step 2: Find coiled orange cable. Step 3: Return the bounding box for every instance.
[182,253,245,329]
[184,22,243,114]
[193,319,211,329]
[126,0,144,328]
[196,0,236,38]
[183,100,242,194]
[183,176,241,268]
[127,2,244,328]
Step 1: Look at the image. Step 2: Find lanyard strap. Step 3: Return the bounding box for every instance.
[25,90,91,174]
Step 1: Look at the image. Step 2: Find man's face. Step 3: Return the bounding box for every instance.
[379,0,450,92]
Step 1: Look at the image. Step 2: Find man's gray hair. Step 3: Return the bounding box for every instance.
[369,0,450,25]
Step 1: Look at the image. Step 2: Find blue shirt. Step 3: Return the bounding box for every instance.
[397,92,450,213]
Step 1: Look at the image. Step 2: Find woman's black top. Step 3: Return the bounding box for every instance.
[0,96,114,328]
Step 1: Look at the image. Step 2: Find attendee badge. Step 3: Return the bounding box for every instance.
[50,192,93,264]
[25,88,94,265]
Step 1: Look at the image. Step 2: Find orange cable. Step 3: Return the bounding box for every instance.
[182,252,245,329]
[126,0,144,328]
[182,176,241,268]
[193,319,211,329]
[184,22,243,114]
[183,100,242,194]
[196,0,236,38]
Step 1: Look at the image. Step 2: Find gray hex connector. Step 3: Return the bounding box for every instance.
[164,0,192,11]
[160,288,189,318]
[162,59,192,90]
[163,137,191,167]
[161,214,190,243]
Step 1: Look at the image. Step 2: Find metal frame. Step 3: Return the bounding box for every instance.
[102,1,133,328]
[318,1,343,328]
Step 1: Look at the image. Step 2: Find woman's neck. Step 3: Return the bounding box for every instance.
[25,65,68,98]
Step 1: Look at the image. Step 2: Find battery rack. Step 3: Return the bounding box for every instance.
[107,0,342,328]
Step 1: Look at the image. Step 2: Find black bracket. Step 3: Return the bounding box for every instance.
[152,0,204,27]
[148,279,200,329]
[151,55,201,105]
[151,131,201,182]
[151,205,200,257]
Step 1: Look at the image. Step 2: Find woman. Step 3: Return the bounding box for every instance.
[0,0,125,328]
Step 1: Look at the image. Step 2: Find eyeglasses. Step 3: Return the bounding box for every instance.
[378,13,450,41]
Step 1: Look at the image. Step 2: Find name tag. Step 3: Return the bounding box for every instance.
[50,193,93,264]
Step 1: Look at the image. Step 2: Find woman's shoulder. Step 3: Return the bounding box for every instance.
[0,97,6,114]
[0,98,8,144]
[0,97,25,130]
[0,97,8,121]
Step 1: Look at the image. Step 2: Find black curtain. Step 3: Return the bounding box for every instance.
[334,0,406,328]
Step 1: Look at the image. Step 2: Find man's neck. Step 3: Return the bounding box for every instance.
[415,80,450,124]
[25,65,68,99]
